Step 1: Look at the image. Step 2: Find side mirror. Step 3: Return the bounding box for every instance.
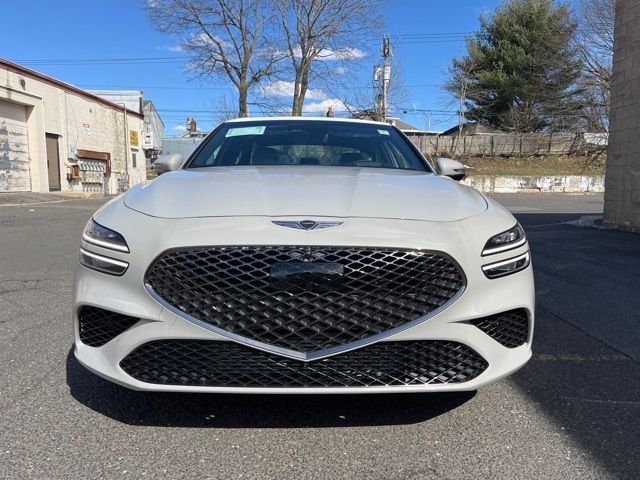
[154,154,183,175]
[435,157,467,181]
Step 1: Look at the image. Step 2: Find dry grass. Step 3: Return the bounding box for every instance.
[454,154,607,176]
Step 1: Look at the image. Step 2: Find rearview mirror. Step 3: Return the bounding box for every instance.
[435,157,467,181]
[154,154,183,175]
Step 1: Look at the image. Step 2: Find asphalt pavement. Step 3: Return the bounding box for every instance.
[1,192,638,480]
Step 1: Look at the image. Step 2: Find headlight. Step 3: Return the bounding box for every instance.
[482,224,526,256]
[482,251,530,279]
[82,219,129,253]
[78,248,129,276]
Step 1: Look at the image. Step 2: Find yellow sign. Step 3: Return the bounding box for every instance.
[129,130,139,147]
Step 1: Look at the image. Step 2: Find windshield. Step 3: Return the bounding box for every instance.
[185,120,431,172]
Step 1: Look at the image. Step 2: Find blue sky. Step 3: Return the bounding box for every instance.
[0,0,504,134]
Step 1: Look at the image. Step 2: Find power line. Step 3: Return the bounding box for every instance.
[12,56,187,66]
[11,31,473,66]
[159,108,592,119]
[387,32,473,36]
[79,83,233,91]
[74,82,442,91]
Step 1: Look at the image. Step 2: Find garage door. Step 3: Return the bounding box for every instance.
[0,100,30,192]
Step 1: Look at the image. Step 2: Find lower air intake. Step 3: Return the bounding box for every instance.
[469,309,529,348]
[120,340,488,388]
[78,306,140,347]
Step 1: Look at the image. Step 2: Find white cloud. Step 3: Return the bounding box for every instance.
[157,45,184,52]
[172,125,187,132]
[285,46,366,62]
[302,98,350,114]
[259,81,327,100]
[190,32,224,47]
[316,47,366,61]
[334,66,347,75]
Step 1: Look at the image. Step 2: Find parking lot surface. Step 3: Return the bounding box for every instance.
[1,193,638,479]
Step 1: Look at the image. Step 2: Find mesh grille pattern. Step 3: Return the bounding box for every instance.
[145,246,465,354]
[470,309,529,348]
[120,340,488,388]
[78,306,140,347]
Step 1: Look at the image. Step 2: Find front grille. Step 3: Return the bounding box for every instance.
[78,306,140,347]
[120,340,488,388]
[145,246,465,355]
[469,309,529,348]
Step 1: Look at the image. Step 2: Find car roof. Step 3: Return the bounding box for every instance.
[225,116,391,127]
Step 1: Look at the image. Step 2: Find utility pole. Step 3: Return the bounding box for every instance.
[374,36,392,122]
[381,36,391,122]
[458,83,465,139]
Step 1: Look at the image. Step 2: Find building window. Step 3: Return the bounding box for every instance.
[132,153,137,168]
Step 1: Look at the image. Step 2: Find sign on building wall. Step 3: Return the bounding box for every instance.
[129,130,139,147]
[142,132,153,148]
[82,123,91,135]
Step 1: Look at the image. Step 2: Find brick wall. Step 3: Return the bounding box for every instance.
[604,0,640,231]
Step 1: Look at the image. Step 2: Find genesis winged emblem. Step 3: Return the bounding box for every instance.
[272,220,343,231]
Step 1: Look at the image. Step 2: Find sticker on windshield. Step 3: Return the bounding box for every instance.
[226,126,266,137]
[377,129,390,135]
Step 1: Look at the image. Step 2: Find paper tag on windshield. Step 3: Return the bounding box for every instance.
[226,126,266,137]
[377,129,390,135]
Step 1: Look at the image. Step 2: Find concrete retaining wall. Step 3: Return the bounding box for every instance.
[462,175,605,193]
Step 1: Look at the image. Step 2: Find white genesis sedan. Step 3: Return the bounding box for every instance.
[73,117,534,393]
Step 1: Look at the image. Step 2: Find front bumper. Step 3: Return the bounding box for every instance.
[73,199,534,394]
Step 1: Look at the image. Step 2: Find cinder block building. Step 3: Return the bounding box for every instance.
[0,58,146,194]
[605,0,640,231]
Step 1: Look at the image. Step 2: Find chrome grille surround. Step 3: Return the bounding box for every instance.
[145,246,466,361]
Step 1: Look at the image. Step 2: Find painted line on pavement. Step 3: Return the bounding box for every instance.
[0,200,71,208]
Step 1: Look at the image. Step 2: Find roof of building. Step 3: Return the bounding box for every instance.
[440,122,505,136]
[390,118,421,132]
[348,112,433,133]
[0,58,143,119]
[178,130,209,138]
[142,100,165,127]
[88,90,143,114]
[386,117,440,134]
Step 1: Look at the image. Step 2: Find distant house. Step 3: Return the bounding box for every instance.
[178,117,209,140]
[351,111,439,136]
[386,117,439,137]
[162,118,210,161]
[440,123,505,137]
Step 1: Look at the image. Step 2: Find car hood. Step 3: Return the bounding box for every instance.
[124,166,487,221]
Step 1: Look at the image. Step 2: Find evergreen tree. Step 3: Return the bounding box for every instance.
[446,0,584,132]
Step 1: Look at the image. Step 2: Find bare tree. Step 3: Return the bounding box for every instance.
[578,0,614,89]
[275,0,382,116]
[443,57,480,135]
[577,0,615,131]
[209,92,238,124]
[146,0,281,117]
